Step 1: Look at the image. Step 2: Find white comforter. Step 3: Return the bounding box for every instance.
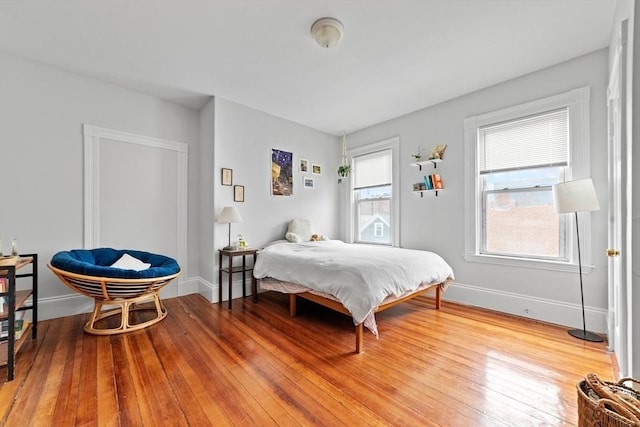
[253,240,454,325]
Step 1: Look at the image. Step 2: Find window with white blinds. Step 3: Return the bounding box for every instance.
[478,108,569,174]
[463,87,591,269]
[353,149,392,189]
[347,138,399,246]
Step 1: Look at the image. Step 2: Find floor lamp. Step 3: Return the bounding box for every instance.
[217,206,243,250]
[552,178,603,342]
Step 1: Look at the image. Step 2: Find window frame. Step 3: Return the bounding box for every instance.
[346,136,400,246]
[463,87,594,272]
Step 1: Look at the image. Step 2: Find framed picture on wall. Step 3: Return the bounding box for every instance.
[234,185,245,202]
[272,148,293,196]
[304,177,314,189]
[221,168,233,186]
[299,158,309,173]
[312,164,322,175]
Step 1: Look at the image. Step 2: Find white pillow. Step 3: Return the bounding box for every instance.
[110,253,151,271]
[286,218,312,242]
[285,232,302,243]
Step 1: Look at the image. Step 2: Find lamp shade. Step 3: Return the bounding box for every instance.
[552,179,600,214]
[217,206,243,224]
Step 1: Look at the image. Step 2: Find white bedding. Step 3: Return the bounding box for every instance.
[253,240,454,326]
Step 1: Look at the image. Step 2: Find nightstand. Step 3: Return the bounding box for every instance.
[218,248,258,309]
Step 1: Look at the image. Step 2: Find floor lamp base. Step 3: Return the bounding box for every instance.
[568,329,604,342]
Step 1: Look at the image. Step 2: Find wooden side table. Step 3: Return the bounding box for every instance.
[218,248,257,309]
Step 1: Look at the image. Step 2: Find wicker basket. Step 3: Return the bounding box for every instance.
[578,375,640,427]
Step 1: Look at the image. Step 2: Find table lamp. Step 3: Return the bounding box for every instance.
[217,206,243,250]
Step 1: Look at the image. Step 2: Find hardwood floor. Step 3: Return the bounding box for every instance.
[1,292,615,426]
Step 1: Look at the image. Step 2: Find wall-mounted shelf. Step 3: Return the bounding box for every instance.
[410,158,442,171]
[412,189,442,197]
[411,158,444,197]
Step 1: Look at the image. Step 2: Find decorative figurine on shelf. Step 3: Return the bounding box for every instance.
[411,146,424,162]
[429,144,447,160]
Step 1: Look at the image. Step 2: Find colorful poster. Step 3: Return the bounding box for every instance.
[272,148,293,196]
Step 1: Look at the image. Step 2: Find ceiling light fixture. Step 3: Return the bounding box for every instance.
[311,17,344,48]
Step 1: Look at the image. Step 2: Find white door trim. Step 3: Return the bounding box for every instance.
[83,124,188,277]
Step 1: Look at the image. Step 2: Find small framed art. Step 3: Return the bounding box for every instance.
[299,158,309,173]
[312,164,322,175]
[221,168,233,186]
[234,185,245,202]
[303,177,314,189]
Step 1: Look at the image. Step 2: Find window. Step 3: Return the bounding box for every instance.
[347,137,399,246]
[479,109,569,260]
[464,87,593,271]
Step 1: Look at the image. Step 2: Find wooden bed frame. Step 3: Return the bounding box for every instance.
[287,282,443,354]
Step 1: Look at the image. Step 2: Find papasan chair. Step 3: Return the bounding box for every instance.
[49,248,181,335]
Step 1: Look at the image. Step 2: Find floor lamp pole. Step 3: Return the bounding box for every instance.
[568,211,603,342]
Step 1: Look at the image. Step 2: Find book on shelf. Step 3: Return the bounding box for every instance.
[0,278,5,312]
[432,173,443,189]
[0,319,29,340]
[424,175,433,190]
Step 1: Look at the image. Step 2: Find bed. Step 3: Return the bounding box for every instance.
[253,239,454,353]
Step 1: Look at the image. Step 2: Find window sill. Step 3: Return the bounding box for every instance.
[463,253,594,273]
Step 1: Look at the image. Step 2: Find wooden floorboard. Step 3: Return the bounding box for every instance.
[0,291,615,426]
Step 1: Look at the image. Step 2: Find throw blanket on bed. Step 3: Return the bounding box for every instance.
[253,240,454,325]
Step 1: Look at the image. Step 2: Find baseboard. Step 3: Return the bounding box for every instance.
[38,278,605,334]
[444,282,608,333]
[38,276,203,321]
[197,277,254,304]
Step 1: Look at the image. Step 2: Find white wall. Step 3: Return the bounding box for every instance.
[343,49,610,331]
[0,51,201,319]
[203,97,340,302]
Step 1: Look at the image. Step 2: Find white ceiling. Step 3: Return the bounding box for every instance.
[0,0,617,135]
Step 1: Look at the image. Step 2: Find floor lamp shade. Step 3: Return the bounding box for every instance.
[217,207,243,250]
[553,178,600,214]
[551,178,603,342]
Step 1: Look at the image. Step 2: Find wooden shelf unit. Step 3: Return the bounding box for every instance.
[0,253,38,382]
[218,248,258,309]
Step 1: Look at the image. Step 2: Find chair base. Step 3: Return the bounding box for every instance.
[85,291,167,335]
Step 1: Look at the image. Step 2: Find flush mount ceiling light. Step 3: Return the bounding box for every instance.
[311,17,344,48]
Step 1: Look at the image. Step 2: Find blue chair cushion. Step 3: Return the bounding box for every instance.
[51,248,180,279]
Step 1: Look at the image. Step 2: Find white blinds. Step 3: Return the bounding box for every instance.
[479,108,569,174]
[353,149,392,189]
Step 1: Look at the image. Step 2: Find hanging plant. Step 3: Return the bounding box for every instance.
[338,164,351,183]
[337,132,350,183]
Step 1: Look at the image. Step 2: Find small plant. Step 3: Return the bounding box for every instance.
[411,146,424,161]
[338,165,351,183]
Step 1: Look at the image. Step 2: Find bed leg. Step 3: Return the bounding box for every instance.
[355,323,363,354]
[289,294,297,317]
[435,285,441,309]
